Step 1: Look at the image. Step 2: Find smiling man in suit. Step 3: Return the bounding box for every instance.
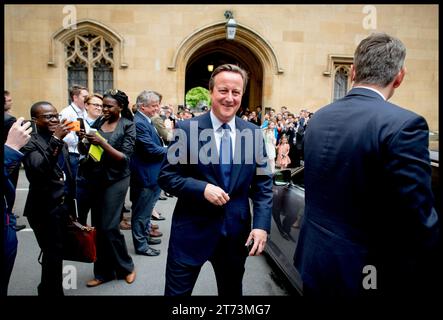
[158,64,273,296]
[294,33,440,297]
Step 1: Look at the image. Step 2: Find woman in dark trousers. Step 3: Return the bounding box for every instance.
[77,89,136,287]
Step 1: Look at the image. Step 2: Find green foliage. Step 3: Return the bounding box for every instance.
[185,87,211,110]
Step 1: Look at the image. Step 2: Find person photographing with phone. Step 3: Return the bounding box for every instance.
[20,101,75,295]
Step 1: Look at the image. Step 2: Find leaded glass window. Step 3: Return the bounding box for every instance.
[333,65,350,102]
[65,33,114,99]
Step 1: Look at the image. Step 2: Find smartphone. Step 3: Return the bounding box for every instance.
[23,119,37,134]
[77,118,85,131]
[87,128,97,135]
[63,119,80,132]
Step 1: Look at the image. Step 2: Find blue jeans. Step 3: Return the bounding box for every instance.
[130,185,161,253]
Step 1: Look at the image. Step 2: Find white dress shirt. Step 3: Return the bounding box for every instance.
[59,103,88,154]
[209,111,236,158]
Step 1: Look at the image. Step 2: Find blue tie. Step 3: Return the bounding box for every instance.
[219,123,232,191]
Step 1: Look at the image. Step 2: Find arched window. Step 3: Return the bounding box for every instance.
[323,54,353,102]
[65,33,114,96]
[333,65,350,102]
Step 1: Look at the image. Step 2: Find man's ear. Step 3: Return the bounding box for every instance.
[393,67,406,89]
[350,64,356,82]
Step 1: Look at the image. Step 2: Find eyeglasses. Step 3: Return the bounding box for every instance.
[88,103,102,108]
[105,89,119,95]
[36,113,60,120]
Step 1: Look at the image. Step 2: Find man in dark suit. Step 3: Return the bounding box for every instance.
[294,33,440,296]
[130,90,167,257]
[2,117,32,296]
[4,91,27,231]
[158,64,273,296]
[21,101,75,295]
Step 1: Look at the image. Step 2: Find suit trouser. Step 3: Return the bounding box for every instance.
[76,175,99,225]
[165,235,248,296]
[1,214,17,296]
[27,205,66,296]
[130,184,161,253]
[91,176,134,280]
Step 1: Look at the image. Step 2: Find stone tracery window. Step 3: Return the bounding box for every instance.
[323,54,353,102]
[333,65,350,102]
[65,33,114,96]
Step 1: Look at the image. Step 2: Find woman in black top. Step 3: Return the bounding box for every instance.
[78,89,136,287]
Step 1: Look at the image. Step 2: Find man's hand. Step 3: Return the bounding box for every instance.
[53,118,74,140]
[245,229,268,256]
[5,117,32,150]
[77,128,86,140]
[204,183,230,206]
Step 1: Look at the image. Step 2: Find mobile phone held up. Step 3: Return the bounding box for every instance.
[77,117,85,131]
[63,119,81,132]
[23,119,37,134]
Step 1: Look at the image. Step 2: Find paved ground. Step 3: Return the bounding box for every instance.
[8,169,290,296]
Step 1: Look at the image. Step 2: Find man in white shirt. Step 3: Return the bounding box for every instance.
[59,85,89,184]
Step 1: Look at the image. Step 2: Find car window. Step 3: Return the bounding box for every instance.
[291,167,304,188]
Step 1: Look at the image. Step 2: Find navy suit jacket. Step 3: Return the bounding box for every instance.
[294,87,439,295]
[130,111,166,188]
[4,145,23,218]
[158,112,273,265]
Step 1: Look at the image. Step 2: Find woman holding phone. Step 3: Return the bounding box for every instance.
[77,89,136,287]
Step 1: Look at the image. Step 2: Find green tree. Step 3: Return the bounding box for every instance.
[185,87,211,111]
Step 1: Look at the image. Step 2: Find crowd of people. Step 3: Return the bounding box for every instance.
[2,32,440,297]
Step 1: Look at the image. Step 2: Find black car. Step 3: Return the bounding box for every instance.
[265,150,440,296]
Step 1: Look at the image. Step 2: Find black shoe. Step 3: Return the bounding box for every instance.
[151,212,166,221]
[165,192,174,197]
[14,224,26,231]
[148,238,161,245]
[136,248,160,256]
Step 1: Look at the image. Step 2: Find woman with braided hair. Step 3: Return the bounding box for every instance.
[77,89,137,287]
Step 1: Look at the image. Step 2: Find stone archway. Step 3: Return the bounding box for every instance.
[168,21,283,112]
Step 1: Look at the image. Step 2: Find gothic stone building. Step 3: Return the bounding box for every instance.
[4,4,438,132]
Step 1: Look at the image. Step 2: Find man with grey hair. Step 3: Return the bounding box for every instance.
[129,90,167,256]
[294,33,439,296]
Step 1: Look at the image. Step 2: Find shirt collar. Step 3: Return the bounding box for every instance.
[138,110,151,123]
[71,102,83,113]
[209,111,236,132]
[353,86,386,101]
